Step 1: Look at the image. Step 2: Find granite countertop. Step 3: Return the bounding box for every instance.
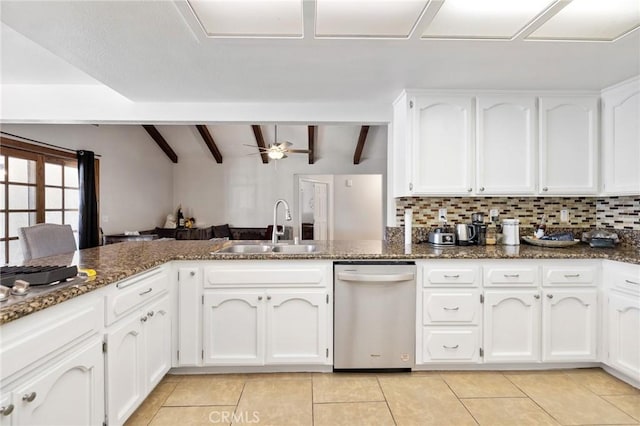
[1,239,638,325]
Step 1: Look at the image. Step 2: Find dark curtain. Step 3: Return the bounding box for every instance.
[77,150,100,249]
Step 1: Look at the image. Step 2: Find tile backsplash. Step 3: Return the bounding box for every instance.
[395,196,640,230]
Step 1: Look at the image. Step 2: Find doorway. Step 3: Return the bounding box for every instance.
[298,178,331,241]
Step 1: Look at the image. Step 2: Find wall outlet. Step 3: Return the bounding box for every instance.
[489,209,499,221]
[560,209,569,223]
[438,208,447,222]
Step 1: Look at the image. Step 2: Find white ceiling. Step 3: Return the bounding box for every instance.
[1,0,639,104]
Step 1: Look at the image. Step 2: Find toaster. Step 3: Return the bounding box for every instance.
[427,228,456,246]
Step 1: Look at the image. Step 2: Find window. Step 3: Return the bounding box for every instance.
[0,137,97,265]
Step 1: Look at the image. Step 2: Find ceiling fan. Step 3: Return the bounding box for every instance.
[245,125,310,160]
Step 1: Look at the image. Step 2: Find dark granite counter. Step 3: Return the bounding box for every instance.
[1,239,638,324]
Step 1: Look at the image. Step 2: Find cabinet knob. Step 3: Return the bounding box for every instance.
[267,295,272,301]
[140,316,148,322]
[467,188,472,192]
[258,296,263,301]
[543,187,548,192]
[0,405,14,416]
[190,271,196,277]
[409,183,413,191]
[534,294,541,300]
[479,187,485,192]
[22,392,36,403]
[147,310,154,317]
[547,294,553,299]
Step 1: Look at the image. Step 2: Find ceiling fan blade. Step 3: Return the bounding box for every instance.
[277,141,293,149]
[288,149,310,154]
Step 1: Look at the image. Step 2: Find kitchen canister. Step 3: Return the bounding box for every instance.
[501,219,520,245]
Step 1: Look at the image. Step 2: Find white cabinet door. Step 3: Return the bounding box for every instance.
[542,289,597,362]
[484,290,541,362]
[144,296,172,391]
[607,291,640,379]
[476,96,536,195]
[265,290,329,364]
[602,78,640,194]
[177,267,201,366]
[539,96,598,194]
[411,96,474,194]
[107,313,145,426]
[14,339,104,426]
[203,292,265,365]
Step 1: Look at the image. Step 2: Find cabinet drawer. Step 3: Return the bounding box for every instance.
[607,262,640,295]
[543,266,597,286]
[422,265,480,287]
[423,291,480,325]
[422,328,480,362]
[106,267,169,326]
[1,293,103,381]
[485,265,538,286]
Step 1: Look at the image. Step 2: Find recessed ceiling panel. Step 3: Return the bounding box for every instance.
[188,0,303,38]
[315,0,428,38]
[527,0,640,41]
[421,0,555,39]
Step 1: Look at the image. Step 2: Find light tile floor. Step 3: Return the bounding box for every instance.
[125,368,640,426]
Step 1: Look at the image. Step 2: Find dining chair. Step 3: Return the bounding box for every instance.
[18,223,77,261]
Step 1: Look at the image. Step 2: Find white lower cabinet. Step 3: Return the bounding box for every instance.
[483,290,541,362]
[3,338,104,426]
[542,288,598,362]
[203,289,329,366]
[107,295,171,426]
[607,291,640,379]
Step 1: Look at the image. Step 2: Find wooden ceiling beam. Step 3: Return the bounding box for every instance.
[195,125,223,163]
[142,125,178,163]
[308,125,316,165]
[353,125,370,165]
[251,125,269,164]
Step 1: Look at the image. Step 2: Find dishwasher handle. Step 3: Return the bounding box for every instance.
[337,272,415,283]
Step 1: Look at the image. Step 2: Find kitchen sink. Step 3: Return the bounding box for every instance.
[214,243,320,254]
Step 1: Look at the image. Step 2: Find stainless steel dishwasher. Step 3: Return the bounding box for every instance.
[334,261,416,371]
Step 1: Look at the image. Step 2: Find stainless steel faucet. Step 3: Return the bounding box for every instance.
[272,199,292,244]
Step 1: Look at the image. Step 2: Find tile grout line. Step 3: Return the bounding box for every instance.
[375,375,399,426]
[311,374,315,426]
[502,371,565,425]
[438,373,481,426]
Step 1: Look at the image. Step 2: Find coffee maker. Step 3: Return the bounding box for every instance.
[471,212,487,245]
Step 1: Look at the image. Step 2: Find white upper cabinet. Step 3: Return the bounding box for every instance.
[539,96,599,194]
[411,95,474,195]
[476,96,536,195]
[602,77,640,195]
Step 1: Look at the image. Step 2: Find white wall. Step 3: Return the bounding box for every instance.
[167,125,387,229]
[1,124,174,234]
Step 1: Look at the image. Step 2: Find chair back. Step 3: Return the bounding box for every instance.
[18,223,77,261]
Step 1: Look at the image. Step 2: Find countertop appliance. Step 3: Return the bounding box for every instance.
[334,262,416,371]
[427,228,456,246]
[501,219,520,245]
[455,224,476,246]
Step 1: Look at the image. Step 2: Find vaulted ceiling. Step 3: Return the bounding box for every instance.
[1,0,639,105]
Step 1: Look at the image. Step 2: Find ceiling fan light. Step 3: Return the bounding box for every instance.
[268,150,285,160]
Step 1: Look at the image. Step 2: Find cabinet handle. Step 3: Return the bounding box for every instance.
[443,307,460,311]
[190,271,195,276]
[258,296,263,301]
[534,294,540,299]
[140,316,148,322]
[147,310,154,317]
[267,295,272,301]
[139,288,152,296]
[443,344,459,349]
[443,274,460,279]
[503,274,520,278]
[625,279,640,285]
[0,405,14,416]
[547,294,553,299]
[479,187,485,192]
[543,187,548,192]
[564,274,580,278]
[22,392,36,402]
[409,183,413,191]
